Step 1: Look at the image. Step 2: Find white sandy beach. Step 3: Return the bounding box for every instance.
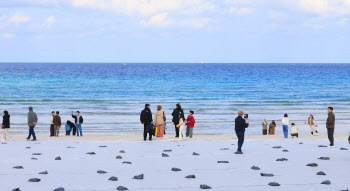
[0,134,349,191]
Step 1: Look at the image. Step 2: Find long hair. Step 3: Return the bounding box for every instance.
[3,110,8,115]
[310,114,314,120]
[157,105,162,111]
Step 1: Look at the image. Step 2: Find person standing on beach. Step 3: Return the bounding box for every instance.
[154,105,166,138]
[26,106,38,141]
[234,110,249,154]
[140,104,153,141]
[2,110,14,141]
[53,111,61,137]
[326,107,335,146]
[186,111,196,138]
[262,119,268,135]
[305,114,318,135]
[178,113,185,140]
[50,111,55,137]
[269,120,276,135]
[282,114,289,138]
[172,103,183,138]
[72,111,83,137]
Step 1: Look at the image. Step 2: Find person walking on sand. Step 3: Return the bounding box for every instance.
[154,105,166,138]
[305,114,318,135]
[262,119,268,135]
[282,114,289,138]
[140,104,153,141]
[172,103,183,138]
[26,106,38,141]
[234,110,249,154]
[50,111,55,137]
[72,111,83,137]
[186,111,196,138]
[2,110,14,141]
[326,107,335,146]
[177,113,186,140]
[290,123,299,138]
[53,111,61,137]
[269,120,276,135]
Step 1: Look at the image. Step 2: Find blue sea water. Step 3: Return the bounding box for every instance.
[0,63,349,135]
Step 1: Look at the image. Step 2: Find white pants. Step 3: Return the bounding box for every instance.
[179,125,185,140]
[3,128,11,140]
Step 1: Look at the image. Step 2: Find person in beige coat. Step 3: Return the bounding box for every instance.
[262,119,268,135]
[154,105,166,137]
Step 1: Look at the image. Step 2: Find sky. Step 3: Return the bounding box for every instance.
[0,0,350,63]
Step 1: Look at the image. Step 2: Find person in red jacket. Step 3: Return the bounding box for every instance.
[186,111,196,138]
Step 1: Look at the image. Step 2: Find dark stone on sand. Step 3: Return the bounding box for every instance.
[162,153,169,157]
[273,146,282,149]
[163,149,172,152]
[317,171,326,175]
[86,152,96,155]
[119,150,126,153]
[321,180,331,185]
[282,149,289,152]
[13,166,23,169]
[318,157,330,160]
[55,156,61,160]
[32,153,42,155]
[200,184,212,189]
[299,142,303,144]
[25,147,31,149]
[31,157,38,160]
[217,161,229,163]
[12,188,20,191]
[116,186,129,190]
[251,166,260,170]
[28,178,41,182]
[268,182,280,186]
[1,142,7,144]
[306,163,318,167]
[123,161,132,164]
[276,158,288,161]
[116,155,123,159]
[38,171,48,175]
[220,148,229,150]
[193,152,200,156]
[99,146,107,147]
[171,167,182,171]
[185,175,196,179]
[318,145,327,147]
[260,173,274,177]
[53,187,65,191]
[97,170,108,174]
[66,146,75,148]
[133,174,144,180]
[340,148,348,150]
[108,176,118,181]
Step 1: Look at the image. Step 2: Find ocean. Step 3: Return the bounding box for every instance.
[0,63,349,135]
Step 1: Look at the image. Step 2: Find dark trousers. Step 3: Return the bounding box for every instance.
[66,130,71,136]
[50,124,54,136]
[236,131,245,152]
[327,128,334,146]
[175,124,179,137]
[143,123,152,140]
[291,133,298,138]
[72,125,76,136]
[27,126,36,140]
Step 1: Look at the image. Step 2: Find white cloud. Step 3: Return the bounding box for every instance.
[229,7,255,15]
[180,17,211,28]
[9,13,31,24]
[140,12,172,27]
[268,10,290,21]
[0,33,15,38]
[44,16,55,27]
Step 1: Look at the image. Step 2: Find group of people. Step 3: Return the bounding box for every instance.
[140,103,196,141]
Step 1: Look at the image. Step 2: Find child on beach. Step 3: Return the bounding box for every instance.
[290,123,299,138]
[177,114,185,140]
[186,111,196,138]
[65,120,71,136]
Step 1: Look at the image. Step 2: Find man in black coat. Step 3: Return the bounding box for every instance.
[140,104,153,141]
[172,103,183,137]
[326,107,335,146]
[234,110,249,154]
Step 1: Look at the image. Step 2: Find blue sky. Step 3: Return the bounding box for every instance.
[0,0,349,63]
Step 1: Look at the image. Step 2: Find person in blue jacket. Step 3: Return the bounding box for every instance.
[234,110,249,154]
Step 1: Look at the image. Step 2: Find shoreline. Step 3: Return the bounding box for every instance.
[9,133,349,141]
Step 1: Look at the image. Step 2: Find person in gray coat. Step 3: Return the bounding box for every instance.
[26,106,38,141]
[326,107,335,146]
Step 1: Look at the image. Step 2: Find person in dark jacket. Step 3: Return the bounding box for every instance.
[172,103,184,137]
[140,104,153,141]
[68,120,76,136]
[326,107,335,146]
[72,111,83,137]
[65,120,73,136]
[234,110,249,154]
[26,106,38,141]
[2,110,13,141]
[50,111,55,137]
[53,111,61,137]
